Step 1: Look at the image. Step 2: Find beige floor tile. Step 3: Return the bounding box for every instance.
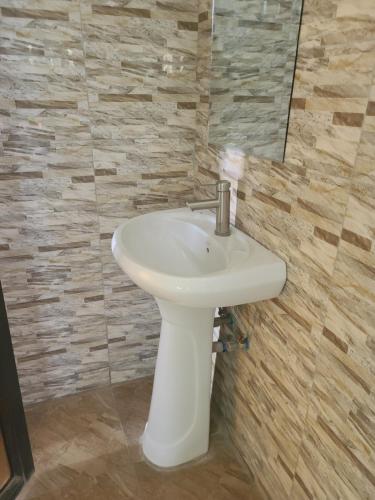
[19,377,259,499]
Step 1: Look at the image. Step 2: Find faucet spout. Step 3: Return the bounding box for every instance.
[187,199,220,211]
[186,180,231,237]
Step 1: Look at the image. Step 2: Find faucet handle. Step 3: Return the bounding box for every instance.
[199,180,231,191]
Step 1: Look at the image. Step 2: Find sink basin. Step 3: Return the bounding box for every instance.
[112,208,286,468]
[112,208,286,308]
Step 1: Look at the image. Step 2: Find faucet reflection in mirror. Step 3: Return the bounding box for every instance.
[209,0,303,161]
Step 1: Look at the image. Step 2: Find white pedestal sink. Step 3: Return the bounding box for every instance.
[112,208,286,467]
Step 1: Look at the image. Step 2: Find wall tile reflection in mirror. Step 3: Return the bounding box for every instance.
[209,0,303,161]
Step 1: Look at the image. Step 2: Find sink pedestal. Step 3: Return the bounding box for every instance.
[142,299,215,468]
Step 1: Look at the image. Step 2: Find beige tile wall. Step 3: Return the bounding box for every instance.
[195,0,375,498]
[0,0,198,404]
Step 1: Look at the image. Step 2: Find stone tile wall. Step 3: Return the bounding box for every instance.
[195,0,375,498]
[0,0,198,404]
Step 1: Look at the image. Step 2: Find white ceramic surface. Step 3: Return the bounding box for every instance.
[112,208,286,308]
[112,208,286,467]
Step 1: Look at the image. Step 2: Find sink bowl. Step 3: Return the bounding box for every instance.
[112,208,286,468]
[112,208,286,308]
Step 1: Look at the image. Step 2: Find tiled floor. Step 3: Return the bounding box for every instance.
[18,377,260,500]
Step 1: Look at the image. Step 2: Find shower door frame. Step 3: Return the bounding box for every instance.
[0,282,34,500]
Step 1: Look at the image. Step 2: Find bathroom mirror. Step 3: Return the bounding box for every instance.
[208,0,303,162]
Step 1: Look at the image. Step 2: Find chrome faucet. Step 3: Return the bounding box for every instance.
[187,180,231,236]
